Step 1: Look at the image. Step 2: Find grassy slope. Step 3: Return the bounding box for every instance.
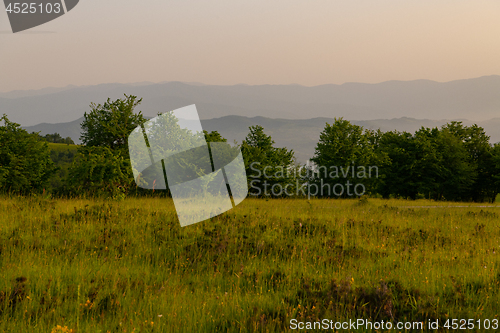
[1,197,500,332]
[47,143,79,153]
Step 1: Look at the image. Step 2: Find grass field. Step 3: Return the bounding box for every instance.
[1,196,500,332]
[47,143,79,152]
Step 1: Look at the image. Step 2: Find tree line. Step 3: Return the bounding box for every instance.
[36,133,75,145]
[1,95,500,202]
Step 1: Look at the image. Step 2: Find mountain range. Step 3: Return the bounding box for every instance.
[2,75,500,127]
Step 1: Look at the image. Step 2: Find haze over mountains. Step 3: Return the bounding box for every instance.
[2,75,500,126]
[3,76,500,162]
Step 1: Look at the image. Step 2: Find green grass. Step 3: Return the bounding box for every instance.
[1,197,500,332]
[47,143,79,152]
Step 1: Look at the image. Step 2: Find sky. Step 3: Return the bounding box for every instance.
[1,0,500,92]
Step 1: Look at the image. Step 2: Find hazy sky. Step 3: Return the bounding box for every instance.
[1,0,500,92]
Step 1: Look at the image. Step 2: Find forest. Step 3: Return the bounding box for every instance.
[1,94,499,203]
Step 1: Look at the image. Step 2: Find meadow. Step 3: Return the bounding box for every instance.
[1,196,500,332]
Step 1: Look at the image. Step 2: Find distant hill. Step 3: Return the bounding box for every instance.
[25,117,83,143]
[4,75,500,126]
[24,116,500,163]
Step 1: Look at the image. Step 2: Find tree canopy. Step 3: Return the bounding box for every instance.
[43,133,75,145]
[310,118,383,197]
[70,95,146,197]
[0,115,56,194]
[80,94,146,156]
[241,125,295,197]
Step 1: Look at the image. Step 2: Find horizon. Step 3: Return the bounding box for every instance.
[19,112,500,126]
[1,74,500,94]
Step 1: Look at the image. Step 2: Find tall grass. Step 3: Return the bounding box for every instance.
[0,196,499,332]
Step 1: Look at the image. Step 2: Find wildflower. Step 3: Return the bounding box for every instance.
[51,325,75,333]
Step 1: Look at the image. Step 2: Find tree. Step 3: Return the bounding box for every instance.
[68,146,131,198]
[377,124,480,201]
[203,130,249,200]
[432,127,475,201]
[443,122,494,202]
[80,94,146,157]
[410,127,446,200]
[69,95,146,196]
[311,119,380,198]
[47,146,77,193]
[491,143,500,201]
[204,130,227,143]
[44,133,75,145]
[377,130,416,199]
[241,125,295,197]
[0,115,56,194]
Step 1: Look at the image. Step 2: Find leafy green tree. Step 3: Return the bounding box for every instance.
[47,146,77,193]
[376,130,415,199]
[80,94,146,157]
[45,133,63,143]
[202,130,249,201]
[136,111,209,191]
[69,95,146,196]
[0,115,56,194]
[378,124,480,201]
[441,122,495,201]
[409,126,473,201]
[491,143,500,201]
[241,125,295,197]
[311,118,380,198]
[432,127,475,201]
[204,130,227,143]
[68,146,131,198]
[362,128,390,194]
[44,133,75,145]
[411,127,446,199]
